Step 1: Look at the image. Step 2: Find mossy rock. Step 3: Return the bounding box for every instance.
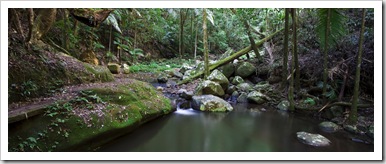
[8,79,173,152]
[80,50,99,65]
[107,63,120,74]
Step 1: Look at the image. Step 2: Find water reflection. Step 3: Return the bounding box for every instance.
[99,103,373,152]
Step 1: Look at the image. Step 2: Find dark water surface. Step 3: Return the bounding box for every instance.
[99,103,373,152]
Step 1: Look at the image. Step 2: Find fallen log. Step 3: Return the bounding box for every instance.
[178,29,283,85]
[295,101,373,112]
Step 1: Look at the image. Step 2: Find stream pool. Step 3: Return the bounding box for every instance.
[99,103,373,152]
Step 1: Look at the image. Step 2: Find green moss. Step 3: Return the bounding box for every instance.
[83,63,114,82]
[9,79,173,152]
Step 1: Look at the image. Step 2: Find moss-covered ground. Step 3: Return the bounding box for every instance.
[8,79,173,152]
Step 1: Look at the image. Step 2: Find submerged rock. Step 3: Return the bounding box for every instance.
[192,95,233,112]
[296,132,331,147]
[277,100,290,111]
[319,121,339,132]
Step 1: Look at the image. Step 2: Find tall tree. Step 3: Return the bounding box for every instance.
[179,9,187,58]
[348,8,366,125]
[322,9,331,102]
[291,8,300,91]
[203,8,210,79]
[288,8,295,112]
[281,8,290,89]
[316,8,346,101]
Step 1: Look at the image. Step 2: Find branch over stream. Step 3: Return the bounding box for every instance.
[178,29,283,85]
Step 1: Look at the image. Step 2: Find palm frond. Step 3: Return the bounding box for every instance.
[316,8,347,50]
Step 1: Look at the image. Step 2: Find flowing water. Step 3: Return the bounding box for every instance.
[99,103,373,152]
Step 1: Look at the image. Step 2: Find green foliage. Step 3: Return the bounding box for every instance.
[21,80,38,97]
[316,8,347,50]
[304,98,316,106]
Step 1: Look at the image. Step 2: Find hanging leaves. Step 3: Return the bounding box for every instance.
[105,13,122,34]
[205,9,215,26]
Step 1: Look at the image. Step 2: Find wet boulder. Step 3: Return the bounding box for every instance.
[231,76,244,85]
[157,74,168,83]
[178,89,194,100]
[296,132,331,147]
[247,91,269,104]
[277,100,290,111]
[235,62,256,78]
[218,63,235,78]
[319,121,339,132]
[207,69,229,90]
[107,63,120,74]
[192,95,233,112]
[237,92,248,103]
[236,83,253,93]
[195,80,225,97]
[343,124,359,134]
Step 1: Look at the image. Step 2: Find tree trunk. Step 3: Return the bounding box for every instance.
[73,20,78,36]
[10,9,25,40]
[348,8,366,125]
[26,8,34,44]
[108,24,112,52]
[194,19,198,60]
[322,9,331,101]
[281,8,290,89]
[289,9,295,112]
[203,8,210,79]
[28,8,57,43]
[244,21,259,60]
[190,10,194,55]
[179,9,186,58]
[291,8,300,91]
[178,29,282,85]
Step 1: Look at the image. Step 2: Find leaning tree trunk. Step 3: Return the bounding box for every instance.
[281,8,290,89]
[348,8,366,125]
[203,8,210,79]
[178,29,282,85]
[28,8,57,44]
[322,9,331,102]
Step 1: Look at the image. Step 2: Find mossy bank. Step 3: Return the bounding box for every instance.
[8,79,174,152]
[8,42,114,103]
